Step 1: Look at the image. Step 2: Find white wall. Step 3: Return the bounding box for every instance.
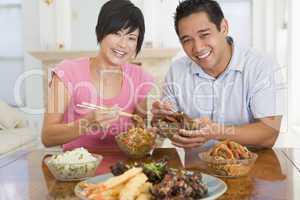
[70,0,103,50]
[36,0,252,50]
[220,0,252,47]
[22,0,44,128]
[141,0,180,48]
[141,0,252,48]
[288,0,300,130]
[39,0,105,50]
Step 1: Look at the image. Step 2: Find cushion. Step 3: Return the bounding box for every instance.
[0,128,37,155]
[0,100,27,130]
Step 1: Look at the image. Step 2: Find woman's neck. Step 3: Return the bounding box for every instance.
[92,54,121,71]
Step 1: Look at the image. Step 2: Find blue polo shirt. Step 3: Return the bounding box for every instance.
[162,39,283,125]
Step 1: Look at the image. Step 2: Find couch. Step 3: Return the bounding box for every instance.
[0,100,38,156]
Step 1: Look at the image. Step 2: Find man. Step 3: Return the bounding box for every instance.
[152,0,282,148]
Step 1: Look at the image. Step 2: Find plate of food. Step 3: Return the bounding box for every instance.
[199,140,258,178]
[74,159,227,200]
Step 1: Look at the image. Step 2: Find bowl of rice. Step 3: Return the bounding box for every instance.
[45,148,102,181]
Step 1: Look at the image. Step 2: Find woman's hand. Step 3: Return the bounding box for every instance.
[79,107,120,134]
[95,108,120,128]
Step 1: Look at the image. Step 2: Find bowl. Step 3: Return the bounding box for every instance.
[199,151,258,178]
[151,112,199,139]
[45,148,103,181]
[156,122,180,139]
[115,127,156,159]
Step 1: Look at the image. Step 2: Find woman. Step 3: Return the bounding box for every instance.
[42,0,154,151]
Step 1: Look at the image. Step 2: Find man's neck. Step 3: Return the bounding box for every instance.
[206,40,233,78]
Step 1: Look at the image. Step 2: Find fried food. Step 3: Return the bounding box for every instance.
[137,182,153,194]
[104,167,143,189]
[111,159,168,184]
[201,140,257,177]
[136,193,152,200]
[78,161,208,200]
[119,173,148,200]
[101,183,125,199]
[209,140,251,160]
[79,170,148,200]
[151,112,198,138]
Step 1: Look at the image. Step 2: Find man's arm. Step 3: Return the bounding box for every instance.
[172,116,281,148]
[219,116,281,147]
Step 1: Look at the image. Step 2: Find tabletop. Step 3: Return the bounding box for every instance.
[0,147,299,200]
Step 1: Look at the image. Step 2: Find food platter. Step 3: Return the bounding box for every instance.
[74,172,227,200]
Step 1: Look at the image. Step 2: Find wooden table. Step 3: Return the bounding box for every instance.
[0,147,299,200]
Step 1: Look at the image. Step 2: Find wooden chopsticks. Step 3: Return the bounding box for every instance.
[77,102,134,117]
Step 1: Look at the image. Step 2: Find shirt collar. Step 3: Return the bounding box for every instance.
[190,37,244,79]
[227,37,244,72]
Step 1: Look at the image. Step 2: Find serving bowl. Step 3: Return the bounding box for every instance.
[199,151,257,177]
[45,148,103,181]
[115,127,156,158]
[199,141,258,177]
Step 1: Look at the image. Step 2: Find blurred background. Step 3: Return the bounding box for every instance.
[0,0,299,148]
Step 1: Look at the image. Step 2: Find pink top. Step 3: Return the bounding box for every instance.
[52,57,154,151]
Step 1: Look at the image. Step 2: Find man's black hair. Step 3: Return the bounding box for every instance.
[174,0,224,35]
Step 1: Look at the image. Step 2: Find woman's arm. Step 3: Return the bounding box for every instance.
[42,75,120,147]
[133,97,148,127]
[42,113,83,147]
[134,98,147,118]
[41,75,82,147]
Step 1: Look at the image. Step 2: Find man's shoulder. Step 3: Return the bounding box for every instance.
[238,46,277,73]
[237,46,280,88]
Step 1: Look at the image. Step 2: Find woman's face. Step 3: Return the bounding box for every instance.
[100,28,139,66]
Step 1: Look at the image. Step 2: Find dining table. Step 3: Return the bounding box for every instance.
[0,146,299,200]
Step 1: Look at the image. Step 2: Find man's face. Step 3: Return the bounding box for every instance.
[178,12,229,74]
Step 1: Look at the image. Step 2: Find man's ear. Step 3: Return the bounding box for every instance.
[220,18,229,35]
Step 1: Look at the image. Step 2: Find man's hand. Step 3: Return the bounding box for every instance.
[146,127,158,135]
[171,117,225,148]
[171,130,209,148]
[151,100,176,117]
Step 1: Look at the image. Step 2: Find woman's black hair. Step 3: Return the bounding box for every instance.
[96,0,145,55]
[174,0,224,35]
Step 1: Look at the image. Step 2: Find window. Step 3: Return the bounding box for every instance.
[0,0,24,106]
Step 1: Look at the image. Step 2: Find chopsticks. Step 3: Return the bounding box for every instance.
[77,102,134,117]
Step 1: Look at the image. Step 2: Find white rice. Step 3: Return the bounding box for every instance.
[49,147,96,164]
